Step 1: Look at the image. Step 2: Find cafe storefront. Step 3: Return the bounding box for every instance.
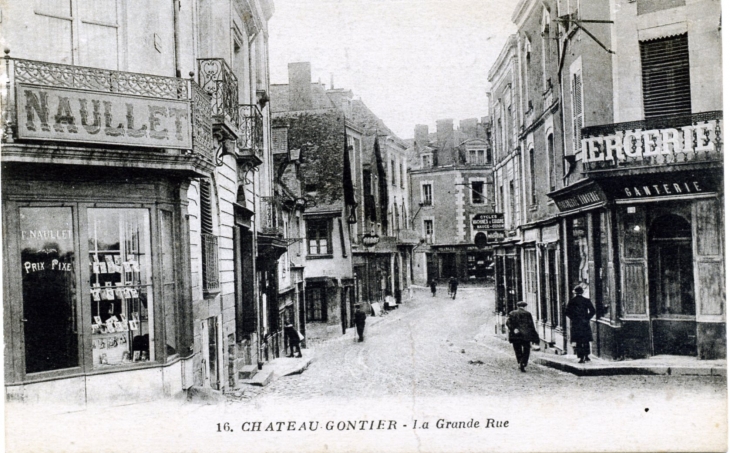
[2,59,214,403]
[549,112,725,360]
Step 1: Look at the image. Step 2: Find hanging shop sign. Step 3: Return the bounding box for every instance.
[17,84,193,149]
[580,118,722,163]
[362,234,380,247]
[472,213,505,231]
[551,182,607,212]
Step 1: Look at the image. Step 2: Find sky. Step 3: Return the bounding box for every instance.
[268,0,517,139]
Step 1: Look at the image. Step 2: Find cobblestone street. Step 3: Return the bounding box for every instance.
[233,285,726,404]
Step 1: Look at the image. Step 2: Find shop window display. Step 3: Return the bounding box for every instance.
[88,208,154,368]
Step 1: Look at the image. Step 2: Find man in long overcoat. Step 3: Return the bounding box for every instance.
[565,285,596,363]
[284,323,302,358]
[506,301,539,372]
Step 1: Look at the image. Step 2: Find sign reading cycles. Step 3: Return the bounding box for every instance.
[471,213,504,231]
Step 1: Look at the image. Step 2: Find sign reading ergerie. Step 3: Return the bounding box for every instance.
[471,213,504,231]
[17,84,193,149]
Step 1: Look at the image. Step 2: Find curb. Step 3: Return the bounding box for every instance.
[531,356,727,377]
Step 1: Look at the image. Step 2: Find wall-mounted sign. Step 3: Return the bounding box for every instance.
[602,173,720,200]
[552,183,606,211]
[362,234,380,247]
[472,213,504,231]
[17,83,193,149]
[581,119,722,163]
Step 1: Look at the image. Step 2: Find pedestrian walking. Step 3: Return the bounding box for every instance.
[448,276,459,299]
[565,285,596,363]
[284,323,303,358]
[506,301,539,372]
[429,279,437,297]
[354,304,367,342]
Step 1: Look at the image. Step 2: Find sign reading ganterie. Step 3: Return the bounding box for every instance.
[471,213,504,231]
[17,84,193,149]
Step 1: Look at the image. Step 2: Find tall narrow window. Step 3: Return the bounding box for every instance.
[400,163,405,188]
[572,72,583,152]
[306,286,327,321]
[391,160,397,186]
[424,219,434,240]
[422,184,433,206]
[640,34,691,118]
[547,134,556,191]
[471,181,485,204]
[529,148,537,205]
[200,180,219,294]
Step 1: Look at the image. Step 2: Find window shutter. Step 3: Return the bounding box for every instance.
[200,180,214,234]
[572,73,583,152]
[640,34,691,118]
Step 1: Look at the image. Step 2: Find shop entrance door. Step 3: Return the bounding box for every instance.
[648,214,696,356]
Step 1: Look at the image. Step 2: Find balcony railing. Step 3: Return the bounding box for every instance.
[201,232,220,295]
[237,104,264,164]
[197,58,239,132]
[1,57,215,166]
[582,111,723,172]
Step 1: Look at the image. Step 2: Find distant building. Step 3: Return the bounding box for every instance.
[408,118,494,286]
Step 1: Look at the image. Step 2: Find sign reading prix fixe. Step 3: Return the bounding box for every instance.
[580,119,722,163]
[17,84,193,149]
[471,213,504,231]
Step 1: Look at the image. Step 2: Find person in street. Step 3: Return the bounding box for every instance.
[354,304,367,342]
[506,301,539,372]
[284,323,303,358]
[429,279,437,297]
[565,285,596,363]
[448,276,459,299]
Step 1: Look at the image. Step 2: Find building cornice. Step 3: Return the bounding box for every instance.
[488,35,518,82]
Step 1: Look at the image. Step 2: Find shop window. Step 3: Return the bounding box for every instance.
[471,181,485,204]
[307,219,331,256]
[640,34,691,118]
[306,286,327,321]
[422,184,433,206]
[20,207,79,374]
[88,208,154,368]
[649,214,694,316]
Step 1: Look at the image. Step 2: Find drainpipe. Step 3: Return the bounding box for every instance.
[172,0,181,77]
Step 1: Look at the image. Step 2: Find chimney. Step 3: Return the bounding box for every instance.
[288,62,313,111]
[436,119,455,165]
[459,118,478,139]
[414,124,429,147]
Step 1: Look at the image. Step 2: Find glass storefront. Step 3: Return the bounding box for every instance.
[88,208,154,368]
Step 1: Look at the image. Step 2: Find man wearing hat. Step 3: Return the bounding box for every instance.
[284,322,303,358]
[506,301,540,372]
[354,304,367,342]
[565,285,596,363]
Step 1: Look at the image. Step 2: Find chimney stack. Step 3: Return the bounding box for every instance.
[288,62,313,111]
[459,118,478,140]
[414,124,429,147]
[436,119,455,165]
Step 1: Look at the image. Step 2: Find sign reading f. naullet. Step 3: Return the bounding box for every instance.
[17,84,193,149]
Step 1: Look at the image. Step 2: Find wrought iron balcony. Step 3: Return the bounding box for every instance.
[1,56,215,172]
[259,197,284,238]
[581,111,723,173]
[237,104,264,167]
[197,58,239,140]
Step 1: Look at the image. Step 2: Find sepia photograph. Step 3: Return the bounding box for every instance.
[0,0,727,451]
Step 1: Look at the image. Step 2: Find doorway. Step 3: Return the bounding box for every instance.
[648,213,696,356]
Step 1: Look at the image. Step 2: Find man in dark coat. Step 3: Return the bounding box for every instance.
[429,279,437,297]
[506,301,539,372]
[284,323,302,358]
[565,285,596,363]
[448,276,459,299]
[354,304,367,342]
